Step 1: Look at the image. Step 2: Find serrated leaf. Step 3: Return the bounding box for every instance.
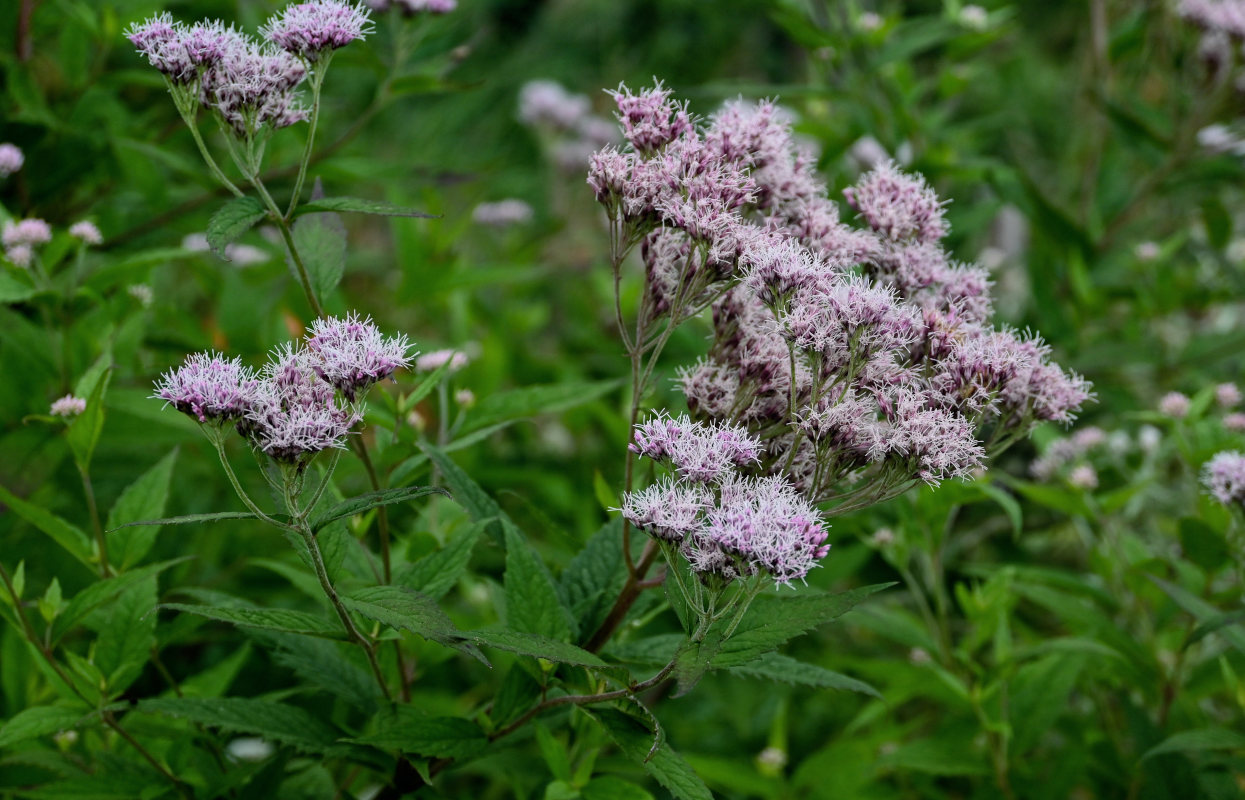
[160,603,346,639]
[249,631,381,712]
[340,586,486,663]
[294,196,437,218]
[394,522,482,599]
[95,577,157,694]
[707,583,894,669]
[139,696,342,754]
[105,449,178,570]
[0,484,93,569]
[290,207,346,299]
[1142,727,1245,759]
[0,706,91,749]
[51,558,190,643]
[207,196,267,259]
[106,511,265,531]
[352,707,485,759]
[561,518,634,642]
[586,708,712,800]
[462,380,622,434]
[310,486,447,532]
[726,652,880,698]
[503,524,574,641]
[467,629,610,668]
[421,444,515,546]
[65,363,113,471]
[1148,575,1245,654]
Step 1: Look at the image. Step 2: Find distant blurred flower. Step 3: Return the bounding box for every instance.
[405,409,426,430]
[69,221,103,246]
[454,388,475,407]
[871,527,895,546]
[226,738,274,762]
[3,219,52,248]
[1138,424,1162,452]
[5,245,33,269]
[1216,382,1241,408]
[1160,391,1191,419]
[1134,241,1160,261]
[1180,0,1245,39]
[415,349,471,373]
[0,143,23,177]
[909,647,931,664]
[959,4,989,29]
[128,284,155,307]
[1226,412,1245,431]
[182,233,271,266]
[1197,123,1245,155]
[756,746,788,770]
[1203,450,1245,507]
[848,135,890,170]
[261,1,373,61]
[472,199,534,227]
[856,11,883,32]
[50,394,87,418]
[366,0,455,14]
[518,80,590,132]
[1068,464,1098,490]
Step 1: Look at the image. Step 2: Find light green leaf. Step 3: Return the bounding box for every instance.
[0,484,93,569]
[51,558,189,643]
[206,196,267,259]
[294,196,437,218]
[95,577,157,694]
[352,707,485,759]
[394,522,482,599]
[401,359,455,411]
[139,696,342,754]
[587,708,712,800]
[0,706,91,749]
[105,449,178,569]
[503,525,574,641]
[107,511,265,531]
[581,777,655,800]
[727,653,881,698]
[160,603,345,639]
[421,443,516,546]
[65,367,111,472]
[310,486,447,532]
[0,270,40,304]
[1143,728,1245,759]
[290,207,346,299]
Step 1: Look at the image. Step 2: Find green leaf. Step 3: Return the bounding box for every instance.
[581,777,655,800]
[294,196,438,218]
[467,629,610,668]
[139,697,342,754]
[726,653,881,698]
[51,558,190,643]
[160,603,346,639]
[352,707,485,759]
[1143,728,1245,759]
[1201,196,1233,250]
[561,519,635,642]
[0,484,94,569]
[394,522,482,599]
[206,196,267,259]
[401,359,456,413]
[974,482,1022,538]
[0,270,40,304]
[105,449,178,569]
[463,380,622,434]
[310,486,447,532]
[340,586,486,663]
[875,735,990,776]
[503,524,574,641]
[106,511,265,531]
[1178,517,1230,574]
[290,206,347,299]
[586,708,713,800]
[421,443,516,546]
[95,577,157,694]
[65,367,111,472]
[0,706,91,749]
[1009,654,1084,753]
[1148,575,1245,654]
[708,583,894,669]
[251,631,382,712]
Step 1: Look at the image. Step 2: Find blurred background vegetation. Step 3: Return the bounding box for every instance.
[3,0,1245,797]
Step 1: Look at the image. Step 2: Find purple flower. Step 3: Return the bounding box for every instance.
[242,345,359,462]
[1203,450,1245,507]
[0,143,24,178]
[1226,412,1245,432]
[200,38,308,136]
[798,392,887,467]
[608,81,694,154]
[69,221,103,246]
[3,219,52,248]
[262,1,373,61]
[885,393,984,485]
[1160,391,1191,419]
[153,352,259,424]
[630,413,761,483]
[843,161,948,244]
[5,246,32,268]
[1216,382,1241,408]
[1180,0,1245,38]
[778,274,921,371]
[414,348,470,373]
[518,81,591,132]
[742,238,839,306]
[50,394,87,418]
[620,478,710,542]
[304,312,413,400]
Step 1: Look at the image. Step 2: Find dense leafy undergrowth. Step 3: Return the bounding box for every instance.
[1,1,1244,798]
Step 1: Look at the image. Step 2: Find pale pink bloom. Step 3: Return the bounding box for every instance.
[1203,450,1245,507]
[415,349,470,373]
[1068,464,1098,490]
[69,221,103,245]
[1159,391,1191,419]
[1216,382,1241,408]
[0,143,23,177]
[50,394,87,417]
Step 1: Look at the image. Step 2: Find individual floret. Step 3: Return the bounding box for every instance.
[0,143,24,178]
[49,394,87,418]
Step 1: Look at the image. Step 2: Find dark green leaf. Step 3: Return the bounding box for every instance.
[160,603,346,639]
[207,197,267,259]
[561,519,636,642]
[290,207,347,299]
[503,524,574,641]
[295,196,438,218]
[0,484,94,569]
[1178,517,1230,574]
[1149,575,1245,654]
[394,522,482,599]
[139,696,342,754]
[107,511,265,531]
[250,631,382,712]
[51,559,190,643]
[340,586,486,663]
[1143,728,1245,759]
[587,708,712,800]
[105,449,178,569]
[0,706,92,749]
[95,577,157,694]
[467,629,609,668]
[65,367,111,472]
[1009,654,1084,753]
[727,653,881,698]
[352,707,485,759]
[421,444,515,546]
[310,486,447,532]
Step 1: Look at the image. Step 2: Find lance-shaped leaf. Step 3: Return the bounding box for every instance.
[467,629,611,669]
[340,586,487,664]
[310,486,447,532]
[51,558,191,643]
[353,707,486,759]
[107,511,268,532]
[727,653,880,698]
[206,196,267,259]
[160,603,347,640]
[0,706,95,749]
[139,697,343,754]
[106,449,178,569]
[585,708,712,800]
[0,484,93,569]
[294,196,438,218]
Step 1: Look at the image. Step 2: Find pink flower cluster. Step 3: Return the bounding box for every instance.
[3,218,52,268]
[622,414,829,585]
[1180,0,1245,39]
[0,143,23,178]
[126,3,373,137]
[587,82,1091,504]
[154,314,412,463]
[1203,450,1245,508]
[365,0,456,15]
[518,81,619,173]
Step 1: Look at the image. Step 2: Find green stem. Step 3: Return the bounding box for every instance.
[77,465,110,578]
[286,58,330,218]
[210,435,292,530]
[171,84,245,198]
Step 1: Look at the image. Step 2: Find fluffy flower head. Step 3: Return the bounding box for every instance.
[153,352,258,424]
[0,143,23,177]
[262,1,373,60]
[50,394,87,418]
[843,161,948,243]
[304,312,413,400]
[1203,450,1245,507]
